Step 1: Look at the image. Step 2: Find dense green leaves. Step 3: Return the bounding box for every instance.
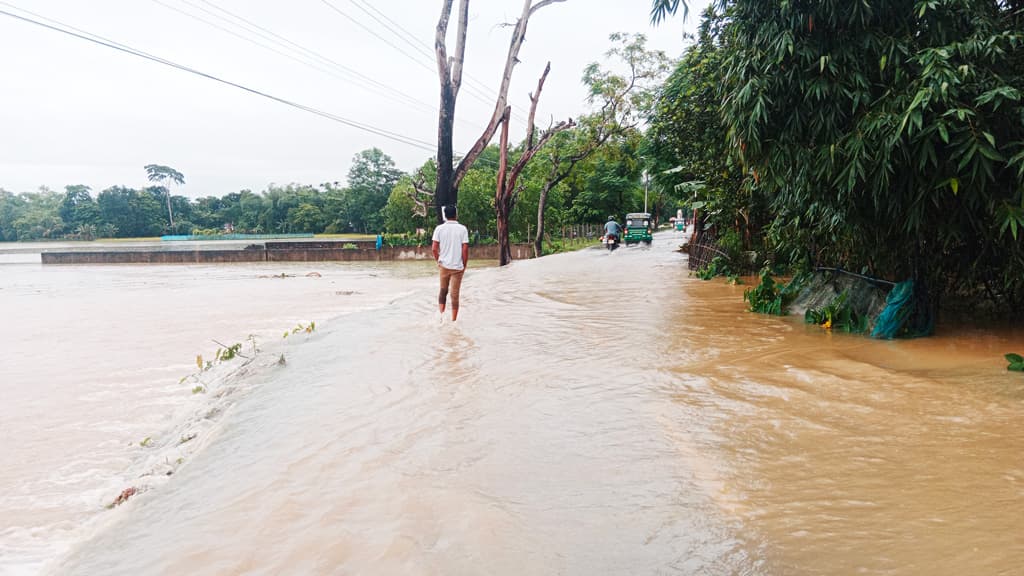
[649,0,1024,314]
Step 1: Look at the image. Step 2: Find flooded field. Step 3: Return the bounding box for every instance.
[1,233,1022,575]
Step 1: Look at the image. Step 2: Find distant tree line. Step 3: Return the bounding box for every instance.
[0,139,654,243]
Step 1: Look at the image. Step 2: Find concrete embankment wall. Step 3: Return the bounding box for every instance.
[41,243,537,264]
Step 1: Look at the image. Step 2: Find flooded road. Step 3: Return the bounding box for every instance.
[4,233,1023,575]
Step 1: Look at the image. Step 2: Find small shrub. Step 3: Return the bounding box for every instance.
[1006,353,1024,372]
[216,343,243,362]
[696,256,731,280]
[744,270,785,315]
[717,229,743,262]
[284,321,316,338]
[805,291,868,333]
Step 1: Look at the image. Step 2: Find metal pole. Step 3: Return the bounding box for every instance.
[643,171,649,213]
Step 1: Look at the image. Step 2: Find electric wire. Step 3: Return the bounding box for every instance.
[175,0,487,133]
[323,0,528,121]
[0,2,504,171]
[149,0,431,115]
[0,5,438,152]
[347,0,529,117]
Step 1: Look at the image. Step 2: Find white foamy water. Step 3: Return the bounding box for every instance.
[0,254,438,575]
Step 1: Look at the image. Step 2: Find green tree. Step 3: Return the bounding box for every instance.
[144,164,185,232]
[9,187,64,240]
[0,189,26,241]
[383,176,431,234]
[97,186,165,238]
[716,0,1024,315]
[529,32,670,255]
[645,5,764,254]
[344,148,403,233]
[58,185,101,233]
[287,203,325,233]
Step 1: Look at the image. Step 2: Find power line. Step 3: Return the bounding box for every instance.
[348,0,527,116]
[323,0,528,121]
[165,0,487,134]
[148,0,435,116]
[346,0,434,61]
[320,0,434,75]
[0,4,437,152]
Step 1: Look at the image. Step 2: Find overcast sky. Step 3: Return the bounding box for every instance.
[0,0,708,197]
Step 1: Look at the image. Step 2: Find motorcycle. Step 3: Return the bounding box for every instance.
[604,233,619,252]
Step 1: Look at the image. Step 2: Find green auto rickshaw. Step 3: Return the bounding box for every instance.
[623,212,653,246]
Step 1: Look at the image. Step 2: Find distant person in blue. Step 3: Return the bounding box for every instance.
[431,204,470,322]
[375,233,383,251]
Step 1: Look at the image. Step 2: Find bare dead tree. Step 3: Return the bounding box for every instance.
[495,63,573,265]
[432,0,566,223]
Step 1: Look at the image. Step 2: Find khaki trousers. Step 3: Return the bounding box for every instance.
[438,266,465,309]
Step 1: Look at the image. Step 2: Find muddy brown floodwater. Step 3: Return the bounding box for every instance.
[22,232,1024,575]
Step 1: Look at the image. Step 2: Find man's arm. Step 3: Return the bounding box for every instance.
[432,240,440,262]
[461,242,469,268]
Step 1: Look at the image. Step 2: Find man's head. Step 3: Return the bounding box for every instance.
[444,204,458,221]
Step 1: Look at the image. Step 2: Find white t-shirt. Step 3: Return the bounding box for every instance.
[432,220,469,270]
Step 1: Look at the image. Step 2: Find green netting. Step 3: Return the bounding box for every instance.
[870,280,934,339]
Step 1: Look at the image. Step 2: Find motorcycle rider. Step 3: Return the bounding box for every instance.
[604,215,622,243]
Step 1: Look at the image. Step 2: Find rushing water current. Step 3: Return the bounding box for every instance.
[2,234,1023,575]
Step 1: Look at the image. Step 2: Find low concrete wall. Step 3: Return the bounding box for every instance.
[41,250,264,264]
[41,243,537,264]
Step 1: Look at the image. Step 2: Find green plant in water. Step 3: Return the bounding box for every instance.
[805,291,868,333]
[215,342,243,361]
[1006,353,1024,372]
[744,269,786,315]
[284,321,317,338]
[139,436,152,447]
[695,256,731,280]
[191,385,206,394]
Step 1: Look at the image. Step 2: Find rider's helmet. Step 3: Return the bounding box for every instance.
[608,215,615,221]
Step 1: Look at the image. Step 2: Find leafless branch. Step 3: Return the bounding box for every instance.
[452,0,564,191]
[408,179,436,218]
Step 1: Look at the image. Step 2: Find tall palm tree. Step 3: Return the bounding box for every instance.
[144,164,185,231]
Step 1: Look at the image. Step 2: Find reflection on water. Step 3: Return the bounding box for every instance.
[3,234,1022,575]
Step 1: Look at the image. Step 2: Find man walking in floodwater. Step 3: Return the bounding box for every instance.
[431,204,469,321]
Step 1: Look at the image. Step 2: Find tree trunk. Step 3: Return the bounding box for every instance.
[165,189,174,231]
[495,107,513,266]
[493,63,572,265]
[433,0,566,223]
[534,181,553,257]
[433,0,467,223]
[435,81,457,222]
